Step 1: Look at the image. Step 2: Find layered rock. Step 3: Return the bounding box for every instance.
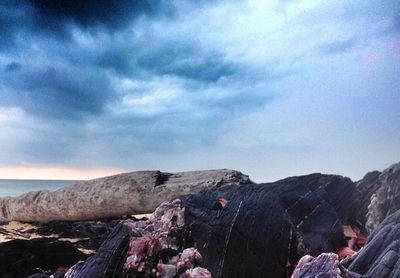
[0,169,250,222]
[291,209,400,278]
[64,199,211,278]
[365,162,400,234]
[180,173,354,277]
[65,173,355,277]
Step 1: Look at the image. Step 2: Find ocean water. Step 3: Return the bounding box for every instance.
[0,179,78,197]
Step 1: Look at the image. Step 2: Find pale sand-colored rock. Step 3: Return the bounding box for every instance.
[0,169,250,222]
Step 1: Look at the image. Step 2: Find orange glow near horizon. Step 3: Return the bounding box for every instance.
[0,166,128,180]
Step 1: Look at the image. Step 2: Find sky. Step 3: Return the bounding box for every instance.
[0,0,399,181]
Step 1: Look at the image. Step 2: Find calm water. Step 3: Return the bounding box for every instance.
[0,179,78,197]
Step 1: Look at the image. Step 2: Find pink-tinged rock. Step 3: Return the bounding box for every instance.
[291,253,340,278]
[177,248,203,273]
[180,267,212,278]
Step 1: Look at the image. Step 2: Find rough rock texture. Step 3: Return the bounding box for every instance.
[33,216,140,250]
[292,209,400,278]
[365,162,400,234]
[291,253,340,278]
[65,199,210,278]
[0,169,250,222]
[348,209,400,277]
[65,173,354,278]
[0,238,88,278]
[180,174,354,277]
[346,170,381,231]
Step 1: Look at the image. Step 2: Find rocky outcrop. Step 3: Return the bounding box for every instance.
[346,171,380,231]
[0,169,250,222]
[65,199,211,278]
[180,173,354,277]
[291,209,400,278]
[0,238,88,278]
[65,173,355,278]
[345,162,400,235]
[365,162,400,234]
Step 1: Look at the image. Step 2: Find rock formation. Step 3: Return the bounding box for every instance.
[0,169,250,222]
[291,209,400,277]
[65,173,355,278]
[64,199,211,278]
[347,162,400,234]
[0,238,88,278]
[1,162,399,277]
[365,162,400,234]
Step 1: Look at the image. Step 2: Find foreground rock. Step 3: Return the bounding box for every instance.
[291,209,400,277]
[0,169,250,222]
[65,199,211,278]
[346,162,400,234]
[65,173,355,277]
[0,238,88,278]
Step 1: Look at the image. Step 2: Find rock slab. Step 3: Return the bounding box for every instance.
[0,169,250,222]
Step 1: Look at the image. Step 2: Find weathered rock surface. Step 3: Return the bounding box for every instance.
[292,210,400,277]
[291,253,340,278]
[180,174,354,277]
[365,162,400,234]
[346,170,381,231]
[65,173,355,278]
[344,162,400,235]
[65,199,211,278]
[0,169,250,222]
[0,238,88,278]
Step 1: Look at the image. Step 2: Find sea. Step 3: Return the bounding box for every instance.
[0,179,78,197]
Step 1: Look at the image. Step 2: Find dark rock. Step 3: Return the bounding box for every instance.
[33,218,126,250]
[180,174,354,277]
[0,238,88,278]
[348,209,400,277]
[291,209,400,278]
[65,199,209,278]
[26,274,50,278]
[65,173,354,278]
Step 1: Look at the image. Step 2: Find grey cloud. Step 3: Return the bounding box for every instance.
[318,37,358,55]
[2,65,116,120]
[4,62,21,72]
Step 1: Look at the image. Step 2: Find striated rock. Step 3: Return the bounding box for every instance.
[346,170,380,231]
[65,173,354,277]
[292,209,400,278]
[0,169,250,222]
[290,253,340,278]
[180,173,354,277]
[65,199,209,278]
[365,162,400,234]
[348,209,400,277]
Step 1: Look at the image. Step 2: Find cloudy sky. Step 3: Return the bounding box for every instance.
[0,0,399,181]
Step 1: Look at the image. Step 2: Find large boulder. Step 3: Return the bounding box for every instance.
[65,173,355,278]
[0,169,250,222]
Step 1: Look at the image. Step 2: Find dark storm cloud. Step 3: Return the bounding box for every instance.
[26,0,170,32]
[0,0,172,46]
[4,62,21,72]
[2,65,115,120]
[96,41,238,83]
